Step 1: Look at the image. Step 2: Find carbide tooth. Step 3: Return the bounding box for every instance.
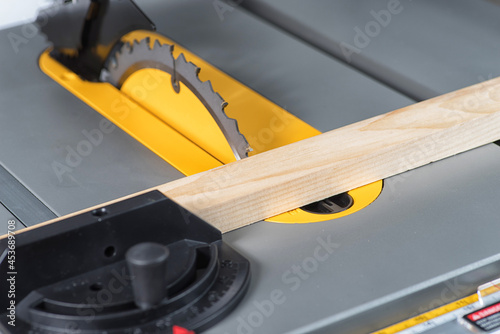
[192,63,201,74]
[215,93,227,107]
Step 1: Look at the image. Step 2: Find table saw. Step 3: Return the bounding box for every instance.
[1,1,500,333]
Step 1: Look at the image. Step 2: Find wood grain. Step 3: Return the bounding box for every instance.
[159,76,500,232]
[5,76,500,236]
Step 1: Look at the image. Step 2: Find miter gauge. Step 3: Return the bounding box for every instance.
[0,192,251,334]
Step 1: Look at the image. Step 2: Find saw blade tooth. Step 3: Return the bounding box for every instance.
[176,53,191,71]
[119,42,133,58]
[201,79,215,93]
[177,53,187,62]
[136,39,151,54]
[121,42,133,55]
[142,37,152,51]
[178,54,200,73]
[202,78,220,99]
[193,63,202,75]
[113,44,126,65]
[175,53,200,84]
[113,51,121,64]
[217,93,229,109]
[159,44,173,57]
[153,39,162,50]
[109,57,117,70]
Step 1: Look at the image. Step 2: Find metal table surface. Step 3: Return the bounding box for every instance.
[241,0,500,101]
[1,1,499,333]
[0,204,24,235]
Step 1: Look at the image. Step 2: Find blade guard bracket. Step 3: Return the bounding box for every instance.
[37,0,156,81]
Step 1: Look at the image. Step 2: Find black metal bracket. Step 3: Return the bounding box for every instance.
[37,0,155,81]
[0,191,250,333]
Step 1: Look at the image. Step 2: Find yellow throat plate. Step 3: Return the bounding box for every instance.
[39,30,382,223]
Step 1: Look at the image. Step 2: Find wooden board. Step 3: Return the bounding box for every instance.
[159,76,500,232]
[6,76,500,236]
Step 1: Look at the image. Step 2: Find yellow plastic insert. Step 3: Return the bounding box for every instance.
[39,30,382,224]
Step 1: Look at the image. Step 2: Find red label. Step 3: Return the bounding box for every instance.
[467,302,500,321]
[172,325,195,334]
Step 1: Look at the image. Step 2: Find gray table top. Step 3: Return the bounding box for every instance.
[1,1,499,333]
[241,0,500,101]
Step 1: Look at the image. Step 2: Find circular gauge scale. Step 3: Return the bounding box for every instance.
[1,191,250,334]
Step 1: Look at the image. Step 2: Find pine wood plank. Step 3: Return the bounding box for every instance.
[159,76,500,232]
[6,76,500,236]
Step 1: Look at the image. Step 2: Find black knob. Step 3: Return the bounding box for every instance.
[126,242,169,309]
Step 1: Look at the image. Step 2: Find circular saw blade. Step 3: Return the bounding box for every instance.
[100,38,250,160]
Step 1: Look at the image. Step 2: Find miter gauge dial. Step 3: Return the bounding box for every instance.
[100,38,251,160]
